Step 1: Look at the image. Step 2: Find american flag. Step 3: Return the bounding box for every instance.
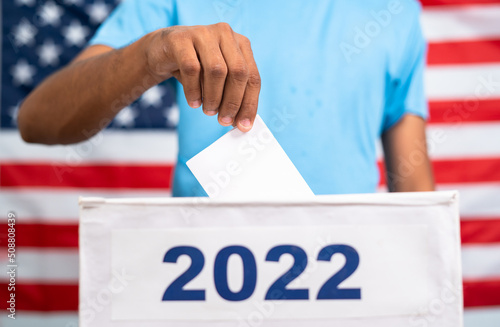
[0,0,499,326]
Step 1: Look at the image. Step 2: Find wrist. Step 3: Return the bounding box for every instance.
[141,28,175,82]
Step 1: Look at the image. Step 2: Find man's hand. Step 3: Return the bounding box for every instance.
[146,23,261,132]
[17,23,260,145]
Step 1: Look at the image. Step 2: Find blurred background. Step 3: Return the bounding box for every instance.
[1,0,499,326]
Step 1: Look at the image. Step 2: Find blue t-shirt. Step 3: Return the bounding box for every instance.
[89,0,428,197]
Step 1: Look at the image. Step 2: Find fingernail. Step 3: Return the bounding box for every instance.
[239,119,251,128]
[220,116,233,125]
[205,110,217,116]
[190,100,201,108]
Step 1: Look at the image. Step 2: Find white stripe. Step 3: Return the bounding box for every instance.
[1,309,497,327]
[376,122,500,160]
[4,123,500,164]
[0,189,171,222]
[0,313,78,327]
[1,185,499,223]
[427,122,500,159]
[3,243,499,283]
[437,183,500,219]
[422,5,500,42]
[464,307,500,327]
[462,245,500,279]
[0,129,177,162]
[0,248,78,283]
[425,64,500,100]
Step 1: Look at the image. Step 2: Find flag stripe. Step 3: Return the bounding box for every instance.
[0,223,79,248]
[2,280,496,312]
[428,39,500,65]
[2,184,500,223]
[425,64,500,100]
[2,157,499,189]
[461,219,500,244]
[437,183,500,218]
[4,124,500,164]
[0,189,172,223]
[428,98,500,124]
[462,245,500,279]
[1,245,497,283]
[0,249,79,282]
[3,217,499,249]
[378,157,500,185]
[464,307,500,327]
[0,130,178,162]
[421,0,500,6]
[421,5,500,42]
[1,309,499,327]
[0,313,78,327]
[463,279,500,308]
[0,284,78,311]
[0,162,174,189]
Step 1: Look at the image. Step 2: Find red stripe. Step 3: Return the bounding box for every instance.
[378,157,500,185]
[420,0,500,6]
[428,99,500,124]
[3,217,498,249]
[0,283,78,311]
[463,279,500,307]
[428,40,500,65]
[433,158,500,184]
[0,223,78,248]
[461,219,500,244]
[2,279,497,311]
[0,162,174,189]
[3,157,498,189]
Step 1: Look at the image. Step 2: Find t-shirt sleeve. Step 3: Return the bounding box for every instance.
[88,0,175,49]
[381,4,428,133]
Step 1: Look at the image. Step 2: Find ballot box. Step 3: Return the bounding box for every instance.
[79,191,463,327]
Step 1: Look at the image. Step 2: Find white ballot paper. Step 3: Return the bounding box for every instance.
[187,115,314,199]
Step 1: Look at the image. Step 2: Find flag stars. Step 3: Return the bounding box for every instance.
[113,106,138,127]
[141,85,165,107]
[62,20,90,47]
[86,1,112,25]
[37,1,64,27]
[11,18,38,48]
[164,104,179,127]
[8,104,21,126]
[37,39,63,67]
[11,59,37,86]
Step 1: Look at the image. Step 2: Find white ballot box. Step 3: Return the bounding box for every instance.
[79,191,463,327]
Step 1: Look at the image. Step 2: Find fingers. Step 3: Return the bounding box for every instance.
[234,36,261,131]
[177,44,202,108]
[170,23,260,131]
[192,29,227,116]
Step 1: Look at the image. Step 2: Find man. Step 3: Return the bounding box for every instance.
[17,0,434,196]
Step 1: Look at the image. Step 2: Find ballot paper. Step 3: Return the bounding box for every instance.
[187,115,314,199]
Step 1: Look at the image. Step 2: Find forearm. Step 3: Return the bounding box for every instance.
[18,33,163,145]
[382,114,435,192]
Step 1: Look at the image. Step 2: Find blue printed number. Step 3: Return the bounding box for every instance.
[265,245,309,300]
[316,245,361,300]
[162,246,205,301]
[214,246,257,301]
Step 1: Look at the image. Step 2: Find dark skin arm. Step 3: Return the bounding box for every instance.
[17,23,261,144]
[382,114,435,192]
